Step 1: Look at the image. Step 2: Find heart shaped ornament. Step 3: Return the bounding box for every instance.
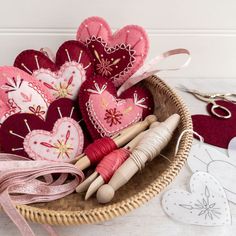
[79,76,154,139]
[192,100,236,148]
[0,66,52,123]
[14,40,94,100]
[188,142,236,204]
[0,98,88,159]
[162,172,231,226]
[77,16,149,87]
[24,117,84,162]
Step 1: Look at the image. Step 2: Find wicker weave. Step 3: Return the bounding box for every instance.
[15,75,193,225]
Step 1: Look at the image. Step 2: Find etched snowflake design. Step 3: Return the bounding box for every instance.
[1,75,23,93]
[104,108,123,127]
[179,186,221,220]
[40,130,73,159]
[94,50,120,77]
[29,105,45,119]
[43,75,74,99]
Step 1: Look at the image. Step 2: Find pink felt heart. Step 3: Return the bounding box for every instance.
[24,117,84,162]
[14,40,94,100]
[77,16,149,87]
[192,100,236,148]
[79,76,154,139]
[0,66,53,123]
[0,98,90,158]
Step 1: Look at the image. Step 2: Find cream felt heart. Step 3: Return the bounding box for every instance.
[0,66,52,123]
[188,142,236,204]
[14,40,94,100]
[79,76,154,139]
[162,172,231,226]
[24,117,84,162]
[33,62,86,100]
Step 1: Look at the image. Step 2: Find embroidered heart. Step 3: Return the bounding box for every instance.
[14,40,94,100]
[46,98,92,146]
[23,117,84,162]
[192,100,236,148]
[0,113,48,157]
[79,76,154,139]
[77,16,149,87]
[162,172,231,226]
[188,142,236,204]
[0,98,89,158]
[0,66,52,123]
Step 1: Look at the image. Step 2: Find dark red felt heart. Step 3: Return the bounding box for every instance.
[192,100,236,148]
[79,75,154,140]
[0,113,48,157]
[14,40,94,100]
[0,98,91,158]
[77,16,149,87]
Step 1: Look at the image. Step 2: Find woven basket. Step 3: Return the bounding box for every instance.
[15,75,193,225]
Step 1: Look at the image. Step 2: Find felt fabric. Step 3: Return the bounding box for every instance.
[0,113,48,157]
[192,100,236,148]
[24,117,84,162]
[0,98,90,158]
[46,98,92,147]
[77,16,149,87]
[14,40,94,100]
[0,66,53,123]
[79,75,154,140]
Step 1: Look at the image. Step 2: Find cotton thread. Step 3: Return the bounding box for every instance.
[96,148,130,183]
[84,137,117,165]
[130,126,171,171]
[175,129,204,156]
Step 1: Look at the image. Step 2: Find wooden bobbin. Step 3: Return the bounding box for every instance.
[96,114,180,204]
[74,115,157,171]
[77,123,160,200]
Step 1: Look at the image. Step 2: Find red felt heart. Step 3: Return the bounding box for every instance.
[192,100,236,148]
[0,113,48,157]
[46,98,92,146]
[0,98,91,158]
[14,40,94,100]
[79,75,154,140]
[77,16,149,87]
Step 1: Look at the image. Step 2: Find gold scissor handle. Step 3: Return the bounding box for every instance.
[211,103,231,119]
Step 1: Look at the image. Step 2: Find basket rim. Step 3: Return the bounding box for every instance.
[16,76,193,225]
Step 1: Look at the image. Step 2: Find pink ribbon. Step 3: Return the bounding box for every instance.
[0,153,84,236]
[117,48,191,96]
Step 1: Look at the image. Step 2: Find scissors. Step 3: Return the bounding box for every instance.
[178,85,233,119]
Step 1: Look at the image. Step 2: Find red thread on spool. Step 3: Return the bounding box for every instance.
[84,137,117,165]
[96,148,131,183]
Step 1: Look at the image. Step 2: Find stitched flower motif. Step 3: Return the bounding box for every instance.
[43,75,74,99]
[94,50,120,77]
[179,186,221,220]
[40,130,73,159]
[29,105,45,119]
[104,108,123,127]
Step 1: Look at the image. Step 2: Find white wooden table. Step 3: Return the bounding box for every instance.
[1,77,236,236]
